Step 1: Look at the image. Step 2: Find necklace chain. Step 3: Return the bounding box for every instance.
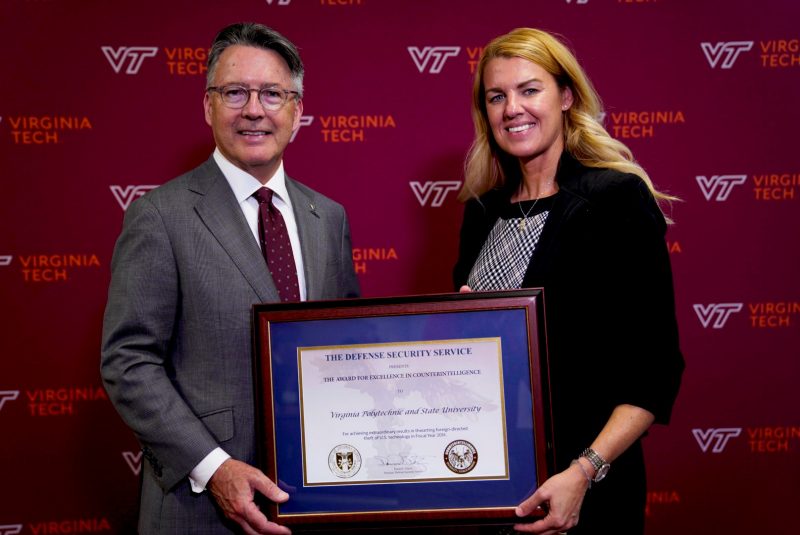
[517,178,554,230]
[518,198,540,230]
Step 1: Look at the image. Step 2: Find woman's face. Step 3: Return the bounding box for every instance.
[482,56,572,165]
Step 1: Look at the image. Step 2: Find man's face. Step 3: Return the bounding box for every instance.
[204,45,302,183]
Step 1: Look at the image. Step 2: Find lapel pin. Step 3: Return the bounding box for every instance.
[309,203,319,218]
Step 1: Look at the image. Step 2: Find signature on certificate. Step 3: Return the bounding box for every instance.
[375,454,424,466]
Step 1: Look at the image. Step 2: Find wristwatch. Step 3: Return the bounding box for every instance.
[580,448,611,482]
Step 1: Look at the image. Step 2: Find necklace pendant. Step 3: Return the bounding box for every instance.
[519,219,526,230]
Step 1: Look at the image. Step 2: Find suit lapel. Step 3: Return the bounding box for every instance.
[286,177,328,301]
[190,158,279,303]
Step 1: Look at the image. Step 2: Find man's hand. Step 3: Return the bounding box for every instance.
[208,458,291,535]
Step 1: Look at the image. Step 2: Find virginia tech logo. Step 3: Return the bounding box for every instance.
[110,185,159,210]
[692,428,742,453]
[760,39,800,68]
[123,451,143,476]
[18,254,101,283]
[701,41,754,69]
[693,303,743,328]
[0,525,22,535]
[7,115,92,144]
[696,175,747,201]
[0,390,20,411]
[0,255,12,266]
[318,115,395,143]
[101,46,159,74]
[753,173,799,201]
[609,110,685,139]
[410,181,461,207]
[408,46,461,73]
[646,490,681,517]
[290,115,314,142]
[352,247,398,275]
[266,0,291,4]
[748,426,800,452]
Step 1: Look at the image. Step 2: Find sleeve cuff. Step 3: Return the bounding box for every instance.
[188,448,231,494]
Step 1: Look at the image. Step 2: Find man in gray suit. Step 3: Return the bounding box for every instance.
[101,23,359,534]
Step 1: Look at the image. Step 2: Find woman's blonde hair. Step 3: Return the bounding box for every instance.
[461,28,675,216]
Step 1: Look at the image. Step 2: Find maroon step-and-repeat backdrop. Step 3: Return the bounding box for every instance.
[1,0,798,533]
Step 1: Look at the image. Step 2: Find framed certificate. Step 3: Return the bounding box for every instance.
[252,289,552,528]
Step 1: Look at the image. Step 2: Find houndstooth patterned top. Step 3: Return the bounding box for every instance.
[466,193,558,291]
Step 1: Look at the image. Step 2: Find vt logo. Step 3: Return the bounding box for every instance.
[410,181,461,207]
[692,428,742,453]
[0,391,20,411]
[696,175,747,201]
[123,451,143,476]
[408,47,461,74]
[290,115,314,142]
[101,46,159,74]
[110,185,159,210]
[693,303,743,329]
[701,42,753,69]
[0,525,23,535]
[265,0,291,4]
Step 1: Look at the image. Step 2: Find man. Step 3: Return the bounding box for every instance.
[101,23,360,534]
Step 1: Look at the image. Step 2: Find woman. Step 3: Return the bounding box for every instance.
[453,28,684,534]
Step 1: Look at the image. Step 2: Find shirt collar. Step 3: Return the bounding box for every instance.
[213,148,292,207]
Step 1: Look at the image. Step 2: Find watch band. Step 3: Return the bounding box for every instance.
[580,448,611,483]
[580,448,607,472]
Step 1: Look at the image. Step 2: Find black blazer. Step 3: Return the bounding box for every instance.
[454,152,684,531]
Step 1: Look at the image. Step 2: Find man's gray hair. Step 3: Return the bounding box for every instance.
[207,22,304,97]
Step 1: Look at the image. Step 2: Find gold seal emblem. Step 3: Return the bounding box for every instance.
[328,444,362,478]
[443,439,478,474]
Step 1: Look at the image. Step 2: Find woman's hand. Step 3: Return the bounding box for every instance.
[513,462,590,534]
[514,404,654,533]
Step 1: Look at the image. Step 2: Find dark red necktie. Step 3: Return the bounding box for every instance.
[252,187,301,302]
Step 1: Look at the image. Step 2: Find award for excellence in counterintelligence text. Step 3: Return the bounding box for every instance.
[298,339,508,485]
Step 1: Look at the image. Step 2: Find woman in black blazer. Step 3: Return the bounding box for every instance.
[453,28,684,534]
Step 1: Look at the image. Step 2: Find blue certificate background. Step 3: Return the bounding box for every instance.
[269,308,540,515]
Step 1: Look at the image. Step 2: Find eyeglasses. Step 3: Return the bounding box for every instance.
[206,85,300,111]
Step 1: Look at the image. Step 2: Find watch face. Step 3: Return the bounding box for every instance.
[594,463,610,482]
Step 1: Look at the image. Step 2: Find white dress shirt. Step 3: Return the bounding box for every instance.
[213,148,307,301]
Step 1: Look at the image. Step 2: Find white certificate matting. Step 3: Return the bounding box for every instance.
[298,338,508,486]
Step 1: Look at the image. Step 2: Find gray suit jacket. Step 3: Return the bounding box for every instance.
[101,157,360,533]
